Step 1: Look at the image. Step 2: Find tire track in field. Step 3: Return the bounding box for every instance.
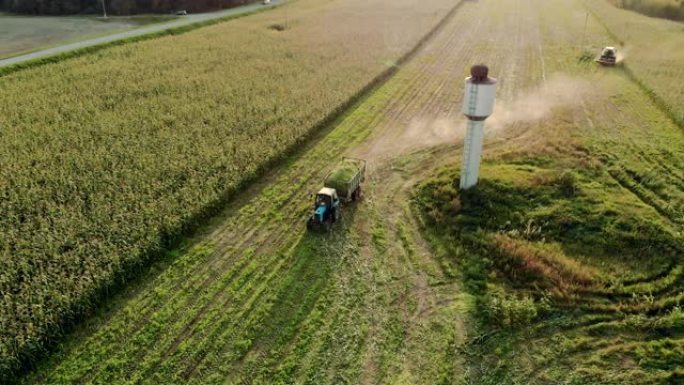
[138,118,379,382]
[584,77,684,225]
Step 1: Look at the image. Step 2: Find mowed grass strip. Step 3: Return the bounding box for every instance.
[0,0,457,378]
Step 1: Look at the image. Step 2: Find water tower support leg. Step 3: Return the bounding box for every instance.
[460,119,485,190]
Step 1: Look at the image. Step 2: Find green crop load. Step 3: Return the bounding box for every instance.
[324,159,363,195]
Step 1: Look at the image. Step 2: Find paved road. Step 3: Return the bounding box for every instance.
[0,1,282,68]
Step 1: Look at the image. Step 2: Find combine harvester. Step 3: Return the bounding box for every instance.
[307,158,366,231]
[596,46,618,66]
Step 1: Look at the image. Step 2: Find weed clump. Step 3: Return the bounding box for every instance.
[269,23,287,31]
[556,171,578,197]
[483,287,550,328]
[578,50,595,63]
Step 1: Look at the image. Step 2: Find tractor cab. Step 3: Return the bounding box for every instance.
[308,187,340,231]
[315,188,338,209]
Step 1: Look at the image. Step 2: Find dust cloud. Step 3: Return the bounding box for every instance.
[488,74,591,132]
[616,46,627,63]
[354,74,591,162]
[354,116,466,162]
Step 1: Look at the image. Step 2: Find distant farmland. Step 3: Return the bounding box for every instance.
[0,0,456,379]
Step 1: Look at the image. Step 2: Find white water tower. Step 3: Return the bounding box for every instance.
[460,65,497,190]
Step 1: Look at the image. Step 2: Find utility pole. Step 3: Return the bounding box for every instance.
[581,11,589,49]
[101,0,108,18]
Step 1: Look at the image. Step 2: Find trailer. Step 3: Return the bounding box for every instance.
[324,157,366,202]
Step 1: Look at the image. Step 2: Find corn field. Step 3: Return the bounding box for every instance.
[0,0,456,378]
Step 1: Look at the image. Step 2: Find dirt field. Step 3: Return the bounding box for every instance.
[19,0,683,383]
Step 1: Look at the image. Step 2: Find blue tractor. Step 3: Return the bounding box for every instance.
[307,187,341,232]
[307,158,365,231]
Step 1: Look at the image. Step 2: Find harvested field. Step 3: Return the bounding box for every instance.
[586,0,684,126]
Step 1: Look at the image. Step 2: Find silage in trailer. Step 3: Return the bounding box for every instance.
[324,158,364,196]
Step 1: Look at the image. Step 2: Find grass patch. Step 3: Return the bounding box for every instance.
[413,158,684,384]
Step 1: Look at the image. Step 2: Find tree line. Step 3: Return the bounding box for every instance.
[610,0,684,21]
[0,0,254,15]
